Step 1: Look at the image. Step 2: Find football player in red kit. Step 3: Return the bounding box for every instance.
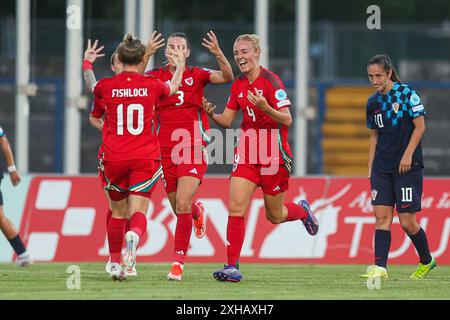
[203,34,319,282]
[92,34,185,280]
[144,31,234,281]
[83,34,164,276]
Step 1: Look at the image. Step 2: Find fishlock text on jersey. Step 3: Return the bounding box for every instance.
[112,88,148,98]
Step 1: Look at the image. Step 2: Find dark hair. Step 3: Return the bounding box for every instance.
[168,32,190,48]
[117,33,145,65]
[368,54,402,83]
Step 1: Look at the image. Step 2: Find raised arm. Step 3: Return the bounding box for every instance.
[137,31,165,74]
[201,31,234,84]
[83,39,105,91]
[202,97,237,129]
[165,46,186,95]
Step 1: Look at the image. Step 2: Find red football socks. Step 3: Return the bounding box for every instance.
[173,213,193,264]
[285,202,308,222]
[129,211,147,239]
[191,203,200,220]
[226,216,246,266]
[106,209,112,227]
[107,217,127,263]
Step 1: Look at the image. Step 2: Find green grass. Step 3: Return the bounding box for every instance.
[0,263,449,300]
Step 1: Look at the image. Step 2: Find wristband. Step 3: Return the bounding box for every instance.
[82,60,93,70]
[7,165,16,173]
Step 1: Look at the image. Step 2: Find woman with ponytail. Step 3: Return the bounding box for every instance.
[361,54,436,280]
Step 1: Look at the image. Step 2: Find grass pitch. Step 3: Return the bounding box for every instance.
[0,263,449,300]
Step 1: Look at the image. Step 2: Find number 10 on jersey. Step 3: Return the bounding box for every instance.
[117,104,144,135]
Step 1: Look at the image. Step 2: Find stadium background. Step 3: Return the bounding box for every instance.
[0,0,450,267]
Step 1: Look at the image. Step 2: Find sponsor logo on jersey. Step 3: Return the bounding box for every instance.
[392,102,400,114]
[189,168,198,175]
[273,186,281,192]
[238,92,244,98]
[371,189,378,201]
[185,77,194,86]
[275,89,287,101]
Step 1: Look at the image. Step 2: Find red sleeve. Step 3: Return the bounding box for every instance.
[155,78,170,99]
[90,97,105,118]
[197,67,214,86]
[265,77,291,110]
[226,81,239,111]
[93,78,105,99]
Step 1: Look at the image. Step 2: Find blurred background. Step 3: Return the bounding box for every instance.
[1,0,450,176]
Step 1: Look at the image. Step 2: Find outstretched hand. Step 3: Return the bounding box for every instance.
[145,31,165,57]
[202,30,223,56]
[165,45,186,69]
[84,39,105,63]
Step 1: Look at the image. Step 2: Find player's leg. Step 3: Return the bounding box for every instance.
[395,169,436,279]
[0,202,32,267]
[361,171,394,278]
[213,176,258,282]
[107,194,128,281]
[123,160,162,274]
[261,166,319,235]
[168,175,201,281]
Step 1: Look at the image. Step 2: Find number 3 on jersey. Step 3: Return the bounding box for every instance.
[175,90,184,106]
[117,103,144,135]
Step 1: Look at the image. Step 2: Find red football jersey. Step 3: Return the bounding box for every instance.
[93,71,170,161]
[227,67,293,171]
[146,65,212,156]
[90,96,107,157]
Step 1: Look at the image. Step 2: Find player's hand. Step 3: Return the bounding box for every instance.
[247,88,269,112]
[84,39,105,63]
[144,31,165,58]
[10,170,21,186]
[399,153,412,175]
[202,30,223,57]
[166,45,186,69]
[202,97,216,117]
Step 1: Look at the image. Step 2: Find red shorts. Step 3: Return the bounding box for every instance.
[231,163,290,196]
[161,146,208,194]
[102,159,162,201]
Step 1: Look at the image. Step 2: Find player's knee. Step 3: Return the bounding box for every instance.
[175,198,191,214]
[375,215,391,228]
[266,212,283,224]
[400,219,419,235]
[229,198,247,216]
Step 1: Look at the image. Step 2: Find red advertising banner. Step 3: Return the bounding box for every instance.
[19,176,450,264]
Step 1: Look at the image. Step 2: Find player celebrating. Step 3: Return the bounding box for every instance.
[92,34,185,280]
[83,34,164,276]
[202,34,319,282]
[0,125,32,267]
[360,54,436,280]
[144,31,234,281]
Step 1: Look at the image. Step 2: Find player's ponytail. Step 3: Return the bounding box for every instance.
[117,33,145,66]
[368,54,402,83]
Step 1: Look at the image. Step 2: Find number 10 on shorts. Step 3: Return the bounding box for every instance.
[401,187,413,202]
